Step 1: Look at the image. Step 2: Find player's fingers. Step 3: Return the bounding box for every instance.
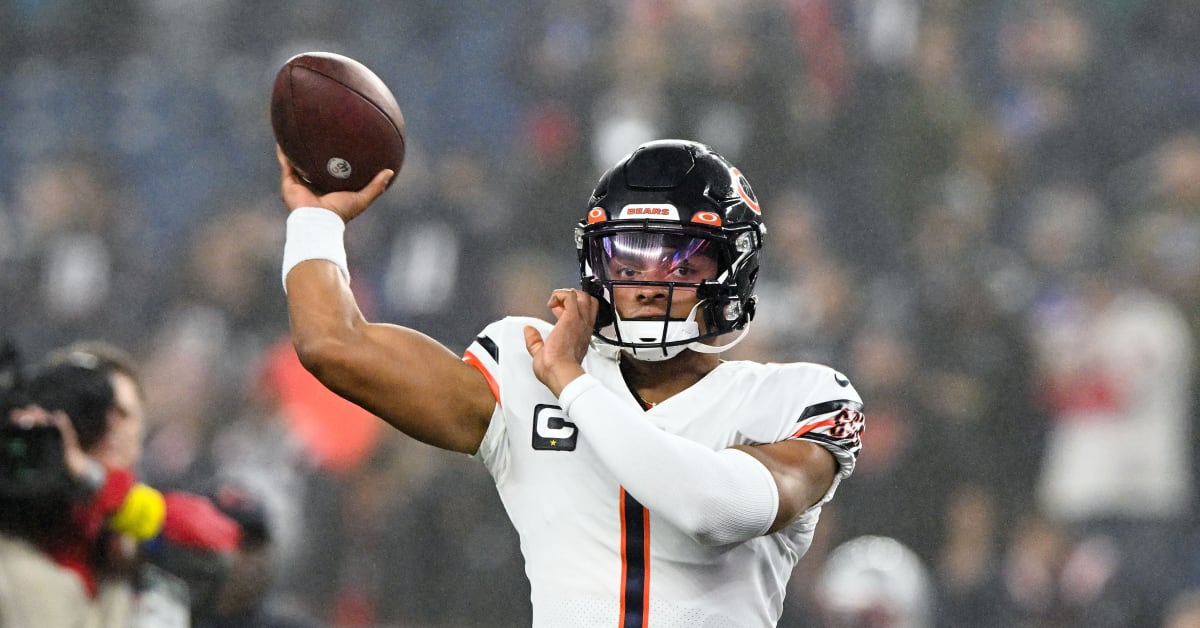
[577,290,599,321]
[276,145,299,182]
[523,325,544,355]
[558,289,580,314]
[554,289,584,321]
[356,169,395,203]
[546,289,572,319]
[574,288,595,309]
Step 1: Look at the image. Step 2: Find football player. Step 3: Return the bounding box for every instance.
[278,139,864,626]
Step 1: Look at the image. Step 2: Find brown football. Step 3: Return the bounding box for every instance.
[270,52,405,194]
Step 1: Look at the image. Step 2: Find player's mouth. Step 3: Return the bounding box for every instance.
[622,312,684,322]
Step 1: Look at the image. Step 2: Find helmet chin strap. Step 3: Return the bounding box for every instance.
[686,322,751,355]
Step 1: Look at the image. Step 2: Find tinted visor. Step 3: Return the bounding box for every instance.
[591,232,722,285]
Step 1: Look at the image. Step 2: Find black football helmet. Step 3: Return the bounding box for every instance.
[577,139,766,360]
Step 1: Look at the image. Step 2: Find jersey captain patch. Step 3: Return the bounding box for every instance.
[532,403,578,451]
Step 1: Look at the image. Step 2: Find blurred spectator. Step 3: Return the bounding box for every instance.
[202,338,327,612]
[1165,588,1200,628]
[823,323,950,563]
[0,400,92,628]
[997,514,1128,626]
[1029,258,1194,623]
[730,188,861,366]
[138,200,287,491]
[195,479,326,628]
[27,340,244,625]
[813,534,934,628]
[907,189,1040,513]
[0,155,154,361]
[934,485,1006,628]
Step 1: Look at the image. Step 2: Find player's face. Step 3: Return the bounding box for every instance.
[598,233,720,321]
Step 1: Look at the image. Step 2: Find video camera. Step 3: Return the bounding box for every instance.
[0,337,73,536]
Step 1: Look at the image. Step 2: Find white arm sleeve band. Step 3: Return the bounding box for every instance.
[559,374,780,545]
[281,207,350,292]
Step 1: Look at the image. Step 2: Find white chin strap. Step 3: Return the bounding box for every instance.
[611,304,752,362]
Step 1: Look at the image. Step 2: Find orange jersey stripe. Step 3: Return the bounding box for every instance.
[641,507,650,628]
[619,490,628,623]
[462,350,501,405]
[619,487,649,628]
[789,418,835,439]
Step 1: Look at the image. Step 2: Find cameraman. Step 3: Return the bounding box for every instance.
[0,403,95,627]
[10,341,243,625]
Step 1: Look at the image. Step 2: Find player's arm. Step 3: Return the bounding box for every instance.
[556,377,837,542]
[734,440,838,533]
[526,289,852,544]
[278,147,495,454]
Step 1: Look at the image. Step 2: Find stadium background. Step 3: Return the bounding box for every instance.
[1,1,1198,625]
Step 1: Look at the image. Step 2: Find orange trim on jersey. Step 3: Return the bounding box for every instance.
[619,487,650,628]
[462,350,501,406]
[619,490,629,622]
[789,418,835,439]
[641,507,650,628]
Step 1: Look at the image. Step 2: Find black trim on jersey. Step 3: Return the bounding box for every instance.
[799,431,853,453]
[796,399,862,421]
[474,334,500,362]
[622,490,647,628]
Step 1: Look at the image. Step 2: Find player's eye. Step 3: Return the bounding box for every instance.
[665,265,692,279]
[611,264,642,279]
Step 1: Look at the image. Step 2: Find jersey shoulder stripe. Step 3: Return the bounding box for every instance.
[464,316,552,407]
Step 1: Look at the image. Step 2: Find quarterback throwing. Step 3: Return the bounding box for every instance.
[277,139,864,627]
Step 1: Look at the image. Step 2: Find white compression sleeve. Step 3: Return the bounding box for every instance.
[558,374,780,545]
[281,207,350,291]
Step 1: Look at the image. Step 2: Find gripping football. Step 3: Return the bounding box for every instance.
[271,51,406,194]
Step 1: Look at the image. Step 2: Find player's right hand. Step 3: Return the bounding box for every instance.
[277,144,393,223]
[525,288,596,395]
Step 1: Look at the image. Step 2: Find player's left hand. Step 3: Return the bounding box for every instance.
[525,289,597,395]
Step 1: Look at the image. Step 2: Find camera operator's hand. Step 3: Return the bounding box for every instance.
[9,404,99,483]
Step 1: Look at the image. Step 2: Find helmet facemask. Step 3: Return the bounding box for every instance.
[580,225,759,361]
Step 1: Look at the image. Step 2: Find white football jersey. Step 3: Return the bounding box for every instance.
[465,317,863,628]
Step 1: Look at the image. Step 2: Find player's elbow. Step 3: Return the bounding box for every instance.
[672,451,781,546]
[292,332,356,385]
[677,500,765,547]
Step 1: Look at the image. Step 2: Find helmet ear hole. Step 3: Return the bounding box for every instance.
[722,302,741,322]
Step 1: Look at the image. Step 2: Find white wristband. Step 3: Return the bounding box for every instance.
[282,207,350,292]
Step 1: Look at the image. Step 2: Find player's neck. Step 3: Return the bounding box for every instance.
[619,350,718,407]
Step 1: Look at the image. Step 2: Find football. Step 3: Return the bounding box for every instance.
[270,51,406,194]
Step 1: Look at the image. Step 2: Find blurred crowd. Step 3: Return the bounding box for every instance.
[1,0,1199,626]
